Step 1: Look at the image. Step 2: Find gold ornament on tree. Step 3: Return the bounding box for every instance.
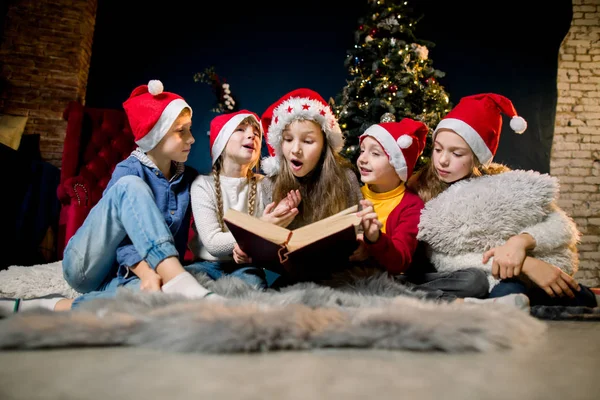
[380,112,396,123]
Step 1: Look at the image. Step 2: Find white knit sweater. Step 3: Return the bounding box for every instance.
[188,174,266,262]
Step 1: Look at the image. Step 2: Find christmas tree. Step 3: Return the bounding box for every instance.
[333,0,452,171]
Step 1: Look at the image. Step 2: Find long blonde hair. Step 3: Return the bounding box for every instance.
[272,122,356,224]
[407,155,510,203]
[212,116,261,231]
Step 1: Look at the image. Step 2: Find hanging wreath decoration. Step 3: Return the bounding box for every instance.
[193,66,239,113]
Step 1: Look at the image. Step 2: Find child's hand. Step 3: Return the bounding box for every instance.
[233,243,252,264]
[261,190,301,227]
[357,200,382,243]
[130,260,162,292]
[140,272,163,292]
[271,190,302,216]
[286,189,301,210]
[521,258,580,298]
[483,235,530,279]
[349,233,369,262]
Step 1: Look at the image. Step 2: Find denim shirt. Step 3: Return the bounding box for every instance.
[104,149,197,270]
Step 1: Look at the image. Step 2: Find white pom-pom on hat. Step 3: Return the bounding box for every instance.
[510,115,527,134]
[261,156,280,177]
[396,134,413,149]
[148,80,164,96]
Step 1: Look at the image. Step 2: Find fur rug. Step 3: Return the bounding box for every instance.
[0,261,81,299]
[0,262,547,353]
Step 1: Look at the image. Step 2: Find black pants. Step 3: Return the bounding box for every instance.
[402,268,490,301]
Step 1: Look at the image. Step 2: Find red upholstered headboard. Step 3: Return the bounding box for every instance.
[56,101,137,257]
[56,101,198,265]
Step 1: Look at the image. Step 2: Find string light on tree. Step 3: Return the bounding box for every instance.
[331,0,453,171]
[332,0,452,169]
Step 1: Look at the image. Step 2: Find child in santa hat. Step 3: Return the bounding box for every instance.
[186,110,300,289]
[406,93,597,308]
[243,88,362,285]
[354,116,529,309]
[259,88,362,229]
[354,118,427,275]
[51,80,226,309]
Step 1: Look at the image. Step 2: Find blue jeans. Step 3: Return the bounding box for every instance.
[63,176,180,308]
[186,261,267,290]
[489,279,598,307]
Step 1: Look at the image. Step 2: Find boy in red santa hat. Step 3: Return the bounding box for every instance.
[55,79,226,310]
[355,117,428,275]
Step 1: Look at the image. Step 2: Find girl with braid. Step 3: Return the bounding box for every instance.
[187,110,300,289]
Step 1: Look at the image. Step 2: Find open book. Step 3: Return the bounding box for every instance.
[224,205,361,280]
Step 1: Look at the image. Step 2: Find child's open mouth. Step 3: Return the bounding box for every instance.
[290,159,303,171]
[242,144,255,150]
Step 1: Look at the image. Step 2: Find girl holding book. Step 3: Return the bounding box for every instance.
[232,88,363,284]
[259,88,363,229]
[405,93,597,307]
[188,110,299,289]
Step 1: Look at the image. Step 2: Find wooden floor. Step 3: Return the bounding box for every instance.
[0,321,598,400]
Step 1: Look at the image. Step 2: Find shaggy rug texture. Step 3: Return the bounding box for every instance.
[0,262,548,353]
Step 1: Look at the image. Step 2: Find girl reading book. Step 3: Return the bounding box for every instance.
[259,88,363,229]
[188,110,300,289]
[232,88,363,285]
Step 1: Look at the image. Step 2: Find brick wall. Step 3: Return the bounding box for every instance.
[0,0,97,167]
[552,0,600,287]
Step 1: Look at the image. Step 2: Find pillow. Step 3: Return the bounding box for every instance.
[0,114,28,150]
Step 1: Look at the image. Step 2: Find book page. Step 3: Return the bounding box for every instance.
[224,209,291,245]
[287,205,360,251]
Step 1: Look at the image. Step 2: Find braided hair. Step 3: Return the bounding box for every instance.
[212,116,261,231]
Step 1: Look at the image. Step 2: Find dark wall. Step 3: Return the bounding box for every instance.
[86,0,572,174]
[415,0,573,172]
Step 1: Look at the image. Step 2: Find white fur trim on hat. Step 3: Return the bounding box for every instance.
[361,125,408,182]
[267,97,343,154]
[136,98,191,152]
[261,156,280,177]
[211,113,258,165]
[434,118,494,165]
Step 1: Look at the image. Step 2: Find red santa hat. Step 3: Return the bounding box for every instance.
[123,80,192,152]
[209,110,262,165]
[433,93,527,165]
[360,118,429,182]
[260,88,343,176]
